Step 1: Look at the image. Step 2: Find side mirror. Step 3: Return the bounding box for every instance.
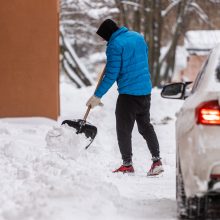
[161,83,185,99]
[161,82,193,99]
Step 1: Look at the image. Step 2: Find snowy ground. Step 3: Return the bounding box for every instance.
[0,82,183,220]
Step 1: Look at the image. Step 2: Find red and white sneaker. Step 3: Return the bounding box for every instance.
[113,165,134,173]
[147,160,164,176]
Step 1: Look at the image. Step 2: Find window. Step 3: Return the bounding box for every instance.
[191,56,210,94]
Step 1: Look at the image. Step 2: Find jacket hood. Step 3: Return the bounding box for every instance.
[96,19,119,41]
[108,27,128,44]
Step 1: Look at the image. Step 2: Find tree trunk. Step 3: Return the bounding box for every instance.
[160,0,192,83]
[60,31,93,87]
[151,0,162,86]
[115,0,128,26]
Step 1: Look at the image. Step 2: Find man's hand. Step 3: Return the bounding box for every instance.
[86,95,103,109]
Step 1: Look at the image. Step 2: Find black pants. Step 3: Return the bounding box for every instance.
[115,94,160,165]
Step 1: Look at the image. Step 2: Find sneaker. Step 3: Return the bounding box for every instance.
[113,165,134,173]
[147,160,164,176]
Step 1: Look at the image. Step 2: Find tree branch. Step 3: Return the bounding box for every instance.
[161,0,181,17]
[121,0,140,8]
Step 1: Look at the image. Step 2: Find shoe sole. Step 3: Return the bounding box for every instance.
[147,169,164,176]
[113,170,135,174]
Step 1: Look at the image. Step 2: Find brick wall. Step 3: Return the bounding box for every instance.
[0,1,59,119]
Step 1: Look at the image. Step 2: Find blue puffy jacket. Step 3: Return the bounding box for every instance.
[95,27,152,98]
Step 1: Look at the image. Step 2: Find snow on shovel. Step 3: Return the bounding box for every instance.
[61,66,106,149]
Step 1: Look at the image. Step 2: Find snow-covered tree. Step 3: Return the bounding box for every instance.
[115,0,220,86]
[60,0,220,87]
[60,0,118,56]
[60,0,119,87]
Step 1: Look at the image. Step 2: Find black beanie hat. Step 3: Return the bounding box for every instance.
[96,19,119,41]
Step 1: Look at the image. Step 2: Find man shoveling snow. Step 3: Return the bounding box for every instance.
[86,19,164,176]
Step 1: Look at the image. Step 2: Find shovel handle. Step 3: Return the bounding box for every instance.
[83,65,106,121]
[95,65,106,91]
[83,105,91,121]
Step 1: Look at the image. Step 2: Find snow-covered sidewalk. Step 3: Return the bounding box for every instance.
[0,83,183,220]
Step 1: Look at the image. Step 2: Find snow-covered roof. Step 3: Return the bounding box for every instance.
[184,30,220,54]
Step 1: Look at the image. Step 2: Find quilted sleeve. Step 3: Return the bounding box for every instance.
[94,43,122,98]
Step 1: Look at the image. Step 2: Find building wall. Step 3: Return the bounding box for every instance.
[179,55,207,83]
[0,1,59,119]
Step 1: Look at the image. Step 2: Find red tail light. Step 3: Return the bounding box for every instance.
[196,100,220,125]
[210,174,220,180]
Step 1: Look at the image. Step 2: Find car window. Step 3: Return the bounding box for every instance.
[191,56,210,94]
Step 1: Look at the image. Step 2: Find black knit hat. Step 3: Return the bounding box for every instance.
[96,19,119,41]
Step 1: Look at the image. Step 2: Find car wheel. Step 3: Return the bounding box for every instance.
[176,159,188,219]
[176,159,205,219]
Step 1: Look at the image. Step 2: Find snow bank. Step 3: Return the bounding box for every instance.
[0,83,183,220]
[46,125,90,159]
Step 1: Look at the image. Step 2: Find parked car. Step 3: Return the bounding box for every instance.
[161,44,220,219]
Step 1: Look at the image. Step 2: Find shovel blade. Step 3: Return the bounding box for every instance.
[61,119,97,149]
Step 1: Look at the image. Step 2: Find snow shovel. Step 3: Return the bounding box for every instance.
[61,66,106,149]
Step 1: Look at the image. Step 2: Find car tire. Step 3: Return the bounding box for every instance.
[176,159,205,219]
[176,159,188,219]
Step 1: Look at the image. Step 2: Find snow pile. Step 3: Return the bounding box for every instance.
[0,121,121,220]
[46,125,89,160]
[0,84,183,220]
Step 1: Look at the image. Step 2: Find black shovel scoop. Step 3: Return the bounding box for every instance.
[61,107,97,149]
[61,66,106,149]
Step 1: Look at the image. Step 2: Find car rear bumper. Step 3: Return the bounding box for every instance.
[179,125,220,197]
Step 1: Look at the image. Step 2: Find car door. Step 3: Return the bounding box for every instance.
[176,57,210,194]
[176,58,209,139]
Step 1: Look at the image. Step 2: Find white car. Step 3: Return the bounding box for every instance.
[161,44,220,219]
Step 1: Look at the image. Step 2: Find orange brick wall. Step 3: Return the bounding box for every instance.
[0,0,59,119]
